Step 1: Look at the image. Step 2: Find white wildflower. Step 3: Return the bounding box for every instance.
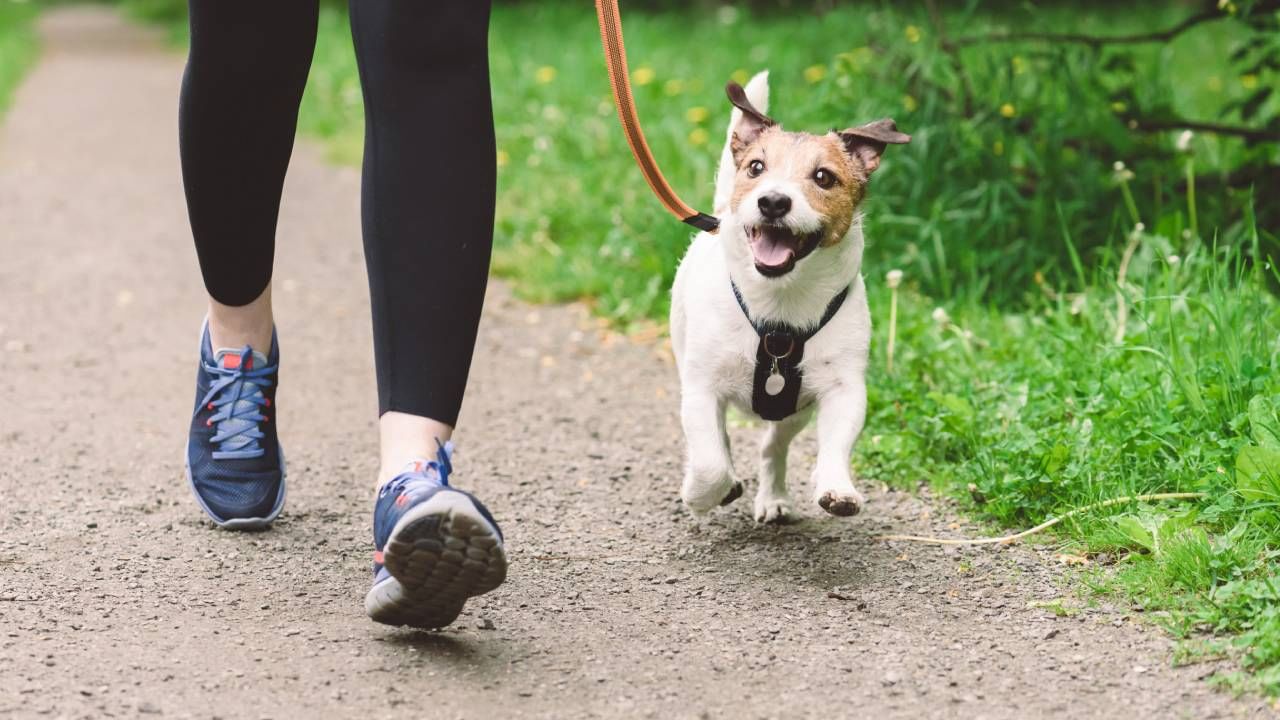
[1167,254,1181,265]
[1176,130,1194,153]
[885,269,904,289]
[931,307,950,325]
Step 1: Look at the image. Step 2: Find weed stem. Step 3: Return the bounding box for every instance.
[876,492,1206,546]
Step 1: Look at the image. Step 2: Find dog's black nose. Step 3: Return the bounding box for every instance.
[758,192,792,219]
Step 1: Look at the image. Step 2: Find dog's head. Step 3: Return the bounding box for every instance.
[723,81,910,279]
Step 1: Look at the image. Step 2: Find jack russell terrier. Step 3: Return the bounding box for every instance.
[670,71,910,523]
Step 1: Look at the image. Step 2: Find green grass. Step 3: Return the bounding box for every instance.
[0,0,40,121]
[118,0,1280,696]
[862,198,1279,694]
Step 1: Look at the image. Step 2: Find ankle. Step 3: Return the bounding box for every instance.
[208,284,274,352]
[377,411,455,489]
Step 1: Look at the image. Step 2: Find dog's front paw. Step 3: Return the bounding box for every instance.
[816,488,866,517]
[682,471,743,513]
[754,493,795,524]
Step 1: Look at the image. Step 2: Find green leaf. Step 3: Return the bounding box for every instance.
[1236,445,1280,502]
[1248,395,1280,450]
[1113,515,1154,552]
[927,392,975,435]
[1156,509,1200,550]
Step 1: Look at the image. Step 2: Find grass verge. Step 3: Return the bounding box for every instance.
[862,197,1279,695]
[0,1,40,122]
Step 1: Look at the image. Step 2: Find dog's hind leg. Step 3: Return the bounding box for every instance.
[754,410,809,523]
[679,389,743,512]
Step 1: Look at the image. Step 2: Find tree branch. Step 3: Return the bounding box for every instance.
[951,7,1223,49]
[1127,117,1280,143]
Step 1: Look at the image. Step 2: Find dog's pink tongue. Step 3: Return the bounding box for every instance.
[751,233,795,268]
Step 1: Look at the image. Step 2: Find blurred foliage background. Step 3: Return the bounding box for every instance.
[110,0,1279,321]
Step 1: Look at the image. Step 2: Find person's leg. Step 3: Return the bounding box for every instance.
[180,0,319,351]
[348,0,497,487]
[350,0,506,629]
[179,0,318,528]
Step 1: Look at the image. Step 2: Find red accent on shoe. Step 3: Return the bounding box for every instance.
[264,398,271,407]
[394,494,410,508]
[205,419,213,427]
[373,550,385,564]
[207,402,215,410]
[220,353,253,370]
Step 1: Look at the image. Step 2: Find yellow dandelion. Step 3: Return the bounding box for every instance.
[1241,73,1259,89]
[992,140,1004,156]
[496,149,509,168]
[688,128,710,146]
[685,106,710,123]
[905,25,922,43]
[1000,103,1016,118]
[1111,101,1128,113]
[804,64,827,84]
[632,66,656,85]
[902,94,918,112]
[534,66,556,84]
[1011,55,1026,75]
[663,79,685,96]
[731,68,750,85]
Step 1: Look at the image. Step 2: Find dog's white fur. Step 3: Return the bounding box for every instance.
[671,72,871,522]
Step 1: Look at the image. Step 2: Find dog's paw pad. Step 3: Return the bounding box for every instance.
[754,499,795,524]
[719,481,744,506]
[818,490,862,517]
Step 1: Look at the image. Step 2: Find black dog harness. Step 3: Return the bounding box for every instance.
[731,281,850,421]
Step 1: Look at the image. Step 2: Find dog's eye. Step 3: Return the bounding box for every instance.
[747,160,765,178]
[813,168,837,189]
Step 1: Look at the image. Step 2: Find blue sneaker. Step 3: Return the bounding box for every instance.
[365,442,507,629]
[183,320,286,530]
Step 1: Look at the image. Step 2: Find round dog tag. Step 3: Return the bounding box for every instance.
[765,372,785,396]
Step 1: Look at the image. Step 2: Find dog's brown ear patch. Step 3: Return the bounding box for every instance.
[726,81,776,161]
[839,119,911,175]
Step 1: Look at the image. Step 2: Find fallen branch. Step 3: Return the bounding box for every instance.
[877,492,1206,546]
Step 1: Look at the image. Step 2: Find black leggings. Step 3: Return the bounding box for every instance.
[179,0,495,427]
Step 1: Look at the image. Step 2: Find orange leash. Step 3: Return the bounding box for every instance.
[594,0,720,233]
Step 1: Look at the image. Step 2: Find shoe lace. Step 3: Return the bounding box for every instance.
[198,346,276,460]
[379,440,454,498]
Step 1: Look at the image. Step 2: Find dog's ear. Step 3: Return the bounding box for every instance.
[726,81,776,162]
[839,119,911,174]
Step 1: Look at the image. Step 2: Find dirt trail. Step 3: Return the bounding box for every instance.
[0,8,1270,719]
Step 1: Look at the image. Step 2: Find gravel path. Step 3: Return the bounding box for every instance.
[0,8,1270,719]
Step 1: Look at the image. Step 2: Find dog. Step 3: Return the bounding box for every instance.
[670,71,910,523]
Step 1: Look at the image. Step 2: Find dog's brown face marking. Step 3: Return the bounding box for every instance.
[720,82,910,274]
[730,128,868,247]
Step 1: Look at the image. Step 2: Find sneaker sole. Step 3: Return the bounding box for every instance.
[365,490,508,629]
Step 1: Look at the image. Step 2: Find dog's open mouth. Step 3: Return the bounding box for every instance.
[748,224,821,277]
